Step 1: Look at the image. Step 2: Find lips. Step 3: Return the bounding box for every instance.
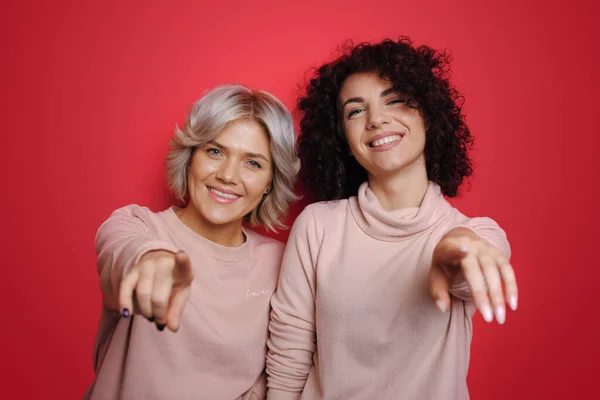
[207,186,241,200]
[368,132,405,148]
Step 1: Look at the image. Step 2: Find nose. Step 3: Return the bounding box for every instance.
[215,158,240,184]
[367,107,391,129]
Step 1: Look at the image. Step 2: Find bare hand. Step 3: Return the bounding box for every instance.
[428,227,518,324]
[119,250,194,332]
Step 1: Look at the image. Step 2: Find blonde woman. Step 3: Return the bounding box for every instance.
[86,85,298,400]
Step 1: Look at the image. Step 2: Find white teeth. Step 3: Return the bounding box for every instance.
[209,188,239,199]
[371,135,402,148]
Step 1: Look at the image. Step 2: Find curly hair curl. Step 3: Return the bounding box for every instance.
[297,37,473,200]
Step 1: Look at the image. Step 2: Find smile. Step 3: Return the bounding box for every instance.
[208,186,241,202]
[369,134,403,148]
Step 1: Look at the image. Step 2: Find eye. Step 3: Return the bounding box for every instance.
[387,98,406,105]
[206,147,222,156]
[247,160,263,169]
[347,108,365,119]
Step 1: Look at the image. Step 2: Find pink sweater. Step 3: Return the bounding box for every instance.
[86,205,284,400]
[266,182,510,400]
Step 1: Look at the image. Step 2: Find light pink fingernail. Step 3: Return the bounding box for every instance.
[509,295,518,311]
[481,305,493,322]
[459,245,469,253]
[436,299,447,313]
[495,305,506,324]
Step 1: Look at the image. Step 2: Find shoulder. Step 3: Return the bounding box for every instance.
[105,204,163,220]
[98,204,169,236]
[296,200,350,226]
[286,199,350,242]
[306,199,349,215]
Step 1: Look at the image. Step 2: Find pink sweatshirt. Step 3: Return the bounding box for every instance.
[266,182,510,400]
[86,205,284,400]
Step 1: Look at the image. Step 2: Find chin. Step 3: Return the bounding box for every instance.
[206,214,241,226]
[197,206,238,225]
[371,162,406,174]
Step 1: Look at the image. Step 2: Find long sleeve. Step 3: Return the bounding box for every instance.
[448,216,511,301]
[465,217,511,259]
[266,206,320,399]
[95,205,179,310]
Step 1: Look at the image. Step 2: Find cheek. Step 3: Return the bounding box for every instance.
[243,173,271,196]
[415,125,427,146]
[343,125,362,151]
[189,163,217,183]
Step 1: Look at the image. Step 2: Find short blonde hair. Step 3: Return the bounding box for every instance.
[166,85,299,231]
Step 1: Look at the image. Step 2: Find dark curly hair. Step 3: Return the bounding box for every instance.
[297,37,473,201]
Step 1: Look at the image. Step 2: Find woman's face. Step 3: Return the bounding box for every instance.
[339,72,427,180]
[186,119,272,228]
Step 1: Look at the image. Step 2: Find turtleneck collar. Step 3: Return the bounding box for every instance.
[348,181,454,241]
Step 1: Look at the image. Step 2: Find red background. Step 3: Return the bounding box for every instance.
[2,0,599,398]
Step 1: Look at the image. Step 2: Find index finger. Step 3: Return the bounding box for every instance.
[428,264,451,313]
[174,251,194,282]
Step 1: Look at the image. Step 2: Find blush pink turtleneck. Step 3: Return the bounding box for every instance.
[86,205,285,400]
[266,182,510,400]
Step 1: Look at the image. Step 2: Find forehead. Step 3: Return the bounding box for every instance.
[339,72,393,99]
[214,119,271,153]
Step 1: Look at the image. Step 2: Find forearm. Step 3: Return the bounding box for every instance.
[95,208,178,310]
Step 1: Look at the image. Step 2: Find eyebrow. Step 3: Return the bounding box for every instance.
[208,140,270,162]
[342,87,396,108]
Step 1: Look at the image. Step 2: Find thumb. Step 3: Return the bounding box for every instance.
[428,264,451,313]
[432,237,470,268]
[167,286,191,332]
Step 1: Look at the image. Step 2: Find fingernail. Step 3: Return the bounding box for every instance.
[459,245,469,253]
[509,295,518,311]
[122,308,130,318]
[436,299,447,313]
[495,305,506,324]
[481,305,493,323]
[156,323,166,331]
[147,317,155,323]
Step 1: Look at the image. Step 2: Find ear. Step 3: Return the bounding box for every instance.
[264,186,271,195]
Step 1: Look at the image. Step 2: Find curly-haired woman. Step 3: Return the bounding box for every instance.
[266,38,519,399]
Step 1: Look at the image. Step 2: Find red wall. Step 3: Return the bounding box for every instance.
[2,0,598,398]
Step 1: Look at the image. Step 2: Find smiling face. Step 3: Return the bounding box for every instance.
[184,119,273,232]
[339,72,427,182]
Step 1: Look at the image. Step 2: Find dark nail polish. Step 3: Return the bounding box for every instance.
[156,323,166,331]
[122,308,130,318]
[148,317,155,322]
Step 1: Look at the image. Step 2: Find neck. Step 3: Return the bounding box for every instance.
[175,206,246,247]
[367,154,429,210]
